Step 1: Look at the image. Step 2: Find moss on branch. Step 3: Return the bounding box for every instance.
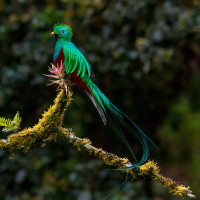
[0,89,195,199]
[0,90,72,153]
[59,128,195,198]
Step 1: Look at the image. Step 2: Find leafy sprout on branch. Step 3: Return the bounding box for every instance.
[0,112,21,133]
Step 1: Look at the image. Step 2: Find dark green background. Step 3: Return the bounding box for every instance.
[0,0,200,199]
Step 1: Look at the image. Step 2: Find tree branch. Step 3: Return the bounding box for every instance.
[0,89,195,199]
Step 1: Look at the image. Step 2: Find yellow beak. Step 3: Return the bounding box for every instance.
[51,31,55,35]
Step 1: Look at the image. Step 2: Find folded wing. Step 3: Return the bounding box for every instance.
[63,44,91,78]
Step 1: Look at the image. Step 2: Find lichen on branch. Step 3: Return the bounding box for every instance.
[0,89,195,199]
[59,127,195,199]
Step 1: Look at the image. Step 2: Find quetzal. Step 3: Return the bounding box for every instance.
[51,24,153,169]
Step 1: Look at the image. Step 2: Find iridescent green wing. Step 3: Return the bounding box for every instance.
[63,44,91,78]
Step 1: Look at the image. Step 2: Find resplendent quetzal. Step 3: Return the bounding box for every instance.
[51,24,153,169]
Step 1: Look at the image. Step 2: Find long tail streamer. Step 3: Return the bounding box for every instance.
[84,76,155,169]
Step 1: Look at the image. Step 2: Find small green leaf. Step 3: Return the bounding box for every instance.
[1,112,22,133]
[0,117,12,127]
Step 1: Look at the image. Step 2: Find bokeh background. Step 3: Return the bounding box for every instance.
[0,0,200,199]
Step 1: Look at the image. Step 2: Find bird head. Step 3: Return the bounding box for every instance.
[51,24,73,41]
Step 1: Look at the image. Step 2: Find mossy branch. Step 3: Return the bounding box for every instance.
[0,90,70,153]
[0,89,195,199]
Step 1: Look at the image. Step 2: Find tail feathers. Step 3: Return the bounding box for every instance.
[116,106,157,149]
[104,174,132,200]
[106,103,149,167]
[84,77,153,168]
[106,108,138,164]
[86,92,107,125]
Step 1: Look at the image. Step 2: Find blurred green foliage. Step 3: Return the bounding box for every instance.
[0,0,200,199]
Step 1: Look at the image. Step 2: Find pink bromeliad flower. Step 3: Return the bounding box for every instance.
[46,61,65,79]
[45,61,67,90]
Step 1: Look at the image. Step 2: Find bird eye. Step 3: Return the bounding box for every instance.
[62,30,64,33]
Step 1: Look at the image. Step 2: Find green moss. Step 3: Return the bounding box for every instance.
[140,160,160,176]
[139,160,193,198]
[0,89,72,154]
[34,90,70,134]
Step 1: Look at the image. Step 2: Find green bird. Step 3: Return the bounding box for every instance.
[51,24,154,169]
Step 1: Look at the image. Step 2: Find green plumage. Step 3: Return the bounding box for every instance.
[52,24,153,168]
[63,44,91,78]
